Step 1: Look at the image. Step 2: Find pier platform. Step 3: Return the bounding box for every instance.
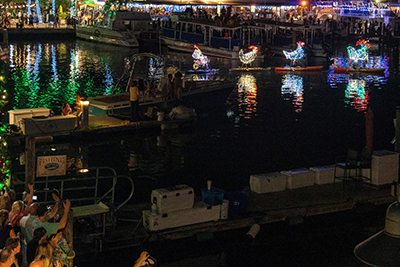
[73,180,396,265]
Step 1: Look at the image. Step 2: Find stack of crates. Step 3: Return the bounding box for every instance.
[143,184,222,231]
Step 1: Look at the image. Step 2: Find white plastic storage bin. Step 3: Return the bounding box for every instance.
[8,108,50,128]
[249,172,287,194]
[360,150,399,185]
[151,184,194,214]
[281,168,315,189]
[309,165,337,185]
[142,202,221,231]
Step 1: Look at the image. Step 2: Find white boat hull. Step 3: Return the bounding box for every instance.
[76,25,139,48]
[161,37,264,60]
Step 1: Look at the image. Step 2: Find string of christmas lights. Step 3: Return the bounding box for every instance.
[283,42,305,65]
[192,45,209,70]
[347,39,370,62]
[239,46,258,65]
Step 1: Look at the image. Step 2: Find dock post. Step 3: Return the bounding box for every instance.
[2,29,7,45]
[395,107,400,183]
[81,100,89,129]
[25,135,53,192]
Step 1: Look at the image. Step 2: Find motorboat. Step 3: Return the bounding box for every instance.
[76,10,157,48]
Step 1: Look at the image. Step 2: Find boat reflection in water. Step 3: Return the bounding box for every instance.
[328,56,388,112]
[346,79,369,112]
[281,74,304,113]
[237,74,258,120]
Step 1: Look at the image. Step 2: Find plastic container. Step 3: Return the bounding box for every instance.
[201,187,224,206]
[224,191,248,216]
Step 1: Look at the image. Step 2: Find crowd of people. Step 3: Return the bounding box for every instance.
[0,185,72,267]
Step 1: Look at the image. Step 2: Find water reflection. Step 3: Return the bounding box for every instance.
[281,74,304,113]
[345,79,369,112]
[9,42,125,112]
[237,74,257,119]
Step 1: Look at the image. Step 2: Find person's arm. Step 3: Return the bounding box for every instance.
[48,193,60,219]
[58,199,71,230]
[23,184,34,215]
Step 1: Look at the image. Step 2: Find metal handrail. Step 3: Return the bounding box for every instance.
[11,166,134,212]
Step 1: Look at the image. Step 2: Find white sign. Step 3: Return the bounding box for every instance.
[36,155,67,177]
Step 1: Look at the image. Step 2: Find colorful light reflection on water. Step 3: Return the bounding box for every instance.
[281,74,304,113]
[237,74,257,119]
[328,55,388,112]
[8,42,124,113]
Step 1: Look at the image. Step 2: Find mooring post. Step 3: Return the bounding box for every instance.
[25,135,53,192]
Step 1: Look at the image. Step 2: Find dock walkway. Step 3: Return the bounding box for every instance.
[74,181,396,259]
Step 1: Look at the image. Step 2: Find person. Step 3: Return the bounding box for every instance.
[0,248,14,267]
[167,74,175,100]
[28,241,52,267]
[4,237,20,267]
[61,102,72,116]
[129,79,139,122]
[0,210,18,250]
[158,74,168,101]
[32,198,70,239]
[74,92,84,127]
[26,228,46,266]
[9,201,25,227]
[174,71,183,100]
[49,230,69,267]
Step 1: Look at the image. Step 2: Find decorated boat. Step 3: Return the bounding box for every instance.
[333,67,385,74]
[330,39,386,75]
[275,66,323,72]
[89,53,232,115]
[76,10,157,48]
[186,45,218,75]
[160,14,265,59]
[276,41,323,72]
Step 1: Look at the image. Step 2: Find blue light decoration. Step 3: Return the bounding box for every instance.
[237,74,258,119]
[70,0,76,18]
[35,0,43,23]
[283,42,305,66]
[239,46,258,65]
[27,0,31,16]
[52,0,55,16]
[281,74,304,113]
[192,45,209,70]
[347,39,370,64]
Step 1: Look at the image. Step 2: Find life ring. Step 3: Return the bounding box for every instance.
[193,62,199,70]
[94,30,101,38]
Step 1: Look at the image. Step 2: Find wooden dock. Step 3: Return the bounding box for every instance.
[76,181,396,255]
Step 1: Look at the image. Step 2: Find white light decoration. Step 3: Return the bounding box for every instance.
[239,46,258,65]
[283,42,305,66]
[347,39,370,62]
[192,44,209,70]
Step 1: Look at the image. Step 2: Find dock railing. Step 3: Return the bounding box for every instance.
[11,166,134,212]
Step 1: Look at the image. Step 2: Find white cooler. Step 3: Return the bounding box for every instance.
[310,165,337,185]
[249,172,287,194]
[143,201,221,231]
[281,168,316,189]
[360,150,399,186]
[151,184,194,213]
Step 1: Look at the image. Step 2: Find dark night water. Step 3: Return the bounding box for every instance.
[5,39,399,266]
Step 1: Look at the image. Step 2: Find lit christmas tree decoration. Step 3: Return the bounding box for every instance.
[192,45,209,70]
[239,46,258,65]
[347,39,370,62]
[283,42,305,66]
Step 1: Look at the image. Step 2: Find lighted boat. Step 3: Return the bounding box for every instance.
[275,66,323,72]
[76,10,157,48]
[186,44,219,75]
[333,67,385,74]
[88,53,233,115]
[160,14,265,59]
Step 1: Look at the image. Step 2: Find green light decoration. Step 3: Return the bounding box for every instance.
[0,75,10,190]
